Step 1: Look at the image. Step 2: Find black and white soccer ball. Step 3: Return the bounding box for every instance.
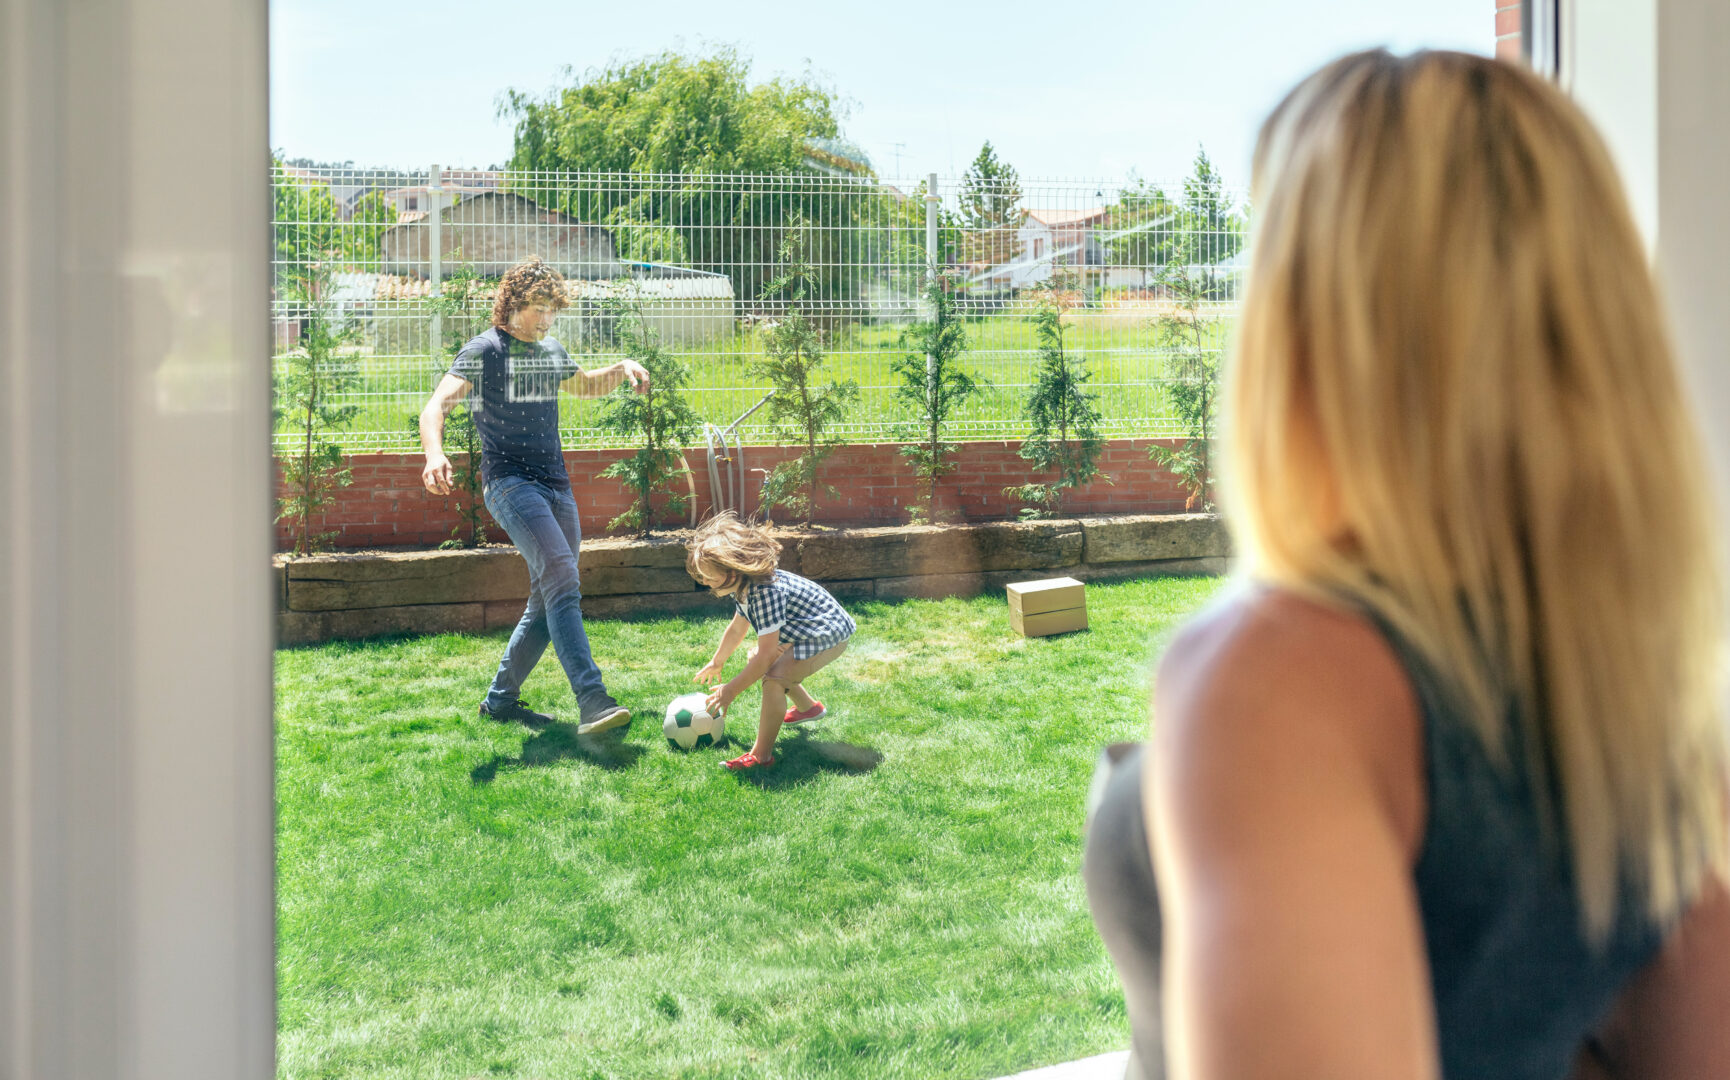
[663,692,723,751]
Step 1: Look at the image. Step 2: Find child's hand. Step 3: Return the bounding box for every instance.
[694,661,724,685]
[706,684,736,716]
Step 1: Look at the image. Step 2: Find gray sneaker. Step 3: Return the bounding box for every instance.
[479,700,554,727]
[576,696,631,736]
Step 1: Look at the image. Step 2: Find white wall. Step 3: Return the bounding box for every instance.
[0,0,275,1077]
[1564,0,1660,247]
[1565,0,1730,532]
[1652,3,1730,516]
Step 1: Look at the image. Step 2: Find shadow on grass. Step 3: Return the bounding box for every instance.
[730,728,884,790]
[470,723,644,784]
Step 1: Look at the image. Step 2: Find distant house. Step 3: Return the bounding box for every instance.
[376,190,625,280]
[963,206,1121,292]
[333,198,737,347]
[378,169,504,220]
[578,264,737,346]
[275,163,384,222]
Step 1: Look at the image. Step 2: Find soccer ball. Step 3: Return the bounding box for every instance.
[663,692,723,751]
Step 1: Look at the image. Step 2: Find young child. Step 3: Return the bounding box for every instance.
[686,513,856,770]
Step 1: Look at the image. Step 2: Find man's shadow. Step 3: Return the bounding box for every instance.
[728,727,884,790]
[470,723,644,784]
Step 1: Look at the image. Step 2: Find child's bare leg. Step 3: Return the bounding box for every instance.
[769,643,846,718]
[754,677,788,760]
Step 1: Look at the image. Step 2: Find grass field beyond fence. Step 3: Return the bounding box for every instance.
[276,575,1225,1080]
[274,311,1234,453]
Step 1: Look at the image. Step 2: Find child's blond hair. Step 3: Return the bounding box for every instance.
[686,512,780,595]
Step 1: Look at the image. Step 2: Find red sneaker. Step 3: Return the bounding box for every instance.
[721,751,775,770]
[783,701,827,725]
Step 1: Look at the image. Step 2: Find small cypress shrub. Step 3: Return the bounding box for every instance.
[894,270,981,524]
[752,217,859,527]
[594,282,701,537]
[421,261,491,548]
[1004,281,1107,519]
[274,255,361,555]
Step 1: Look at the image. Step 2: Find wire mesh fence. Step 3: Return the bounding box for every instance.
[272,163,1247,452]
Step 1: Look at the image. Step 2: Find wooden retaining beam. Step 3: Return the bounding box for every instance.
[275,513,1230,646]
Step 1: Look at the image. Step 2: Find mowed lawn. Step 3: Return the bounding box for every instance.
[283,312,1232,452]
[275,575,1226,1080]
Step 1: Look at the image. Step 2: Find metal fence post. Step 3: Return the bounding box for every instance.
[429,163,443,360]
[924,172,939,410]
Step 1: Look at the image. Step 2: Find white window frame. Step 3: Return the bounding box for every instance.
[2,3,1726,1079]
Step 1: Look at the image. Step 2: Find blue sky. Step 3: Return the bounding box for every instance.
[271,0,1491,188]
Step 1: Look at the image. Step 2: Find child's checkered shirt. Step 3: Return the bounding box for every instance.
[736,570,856,659]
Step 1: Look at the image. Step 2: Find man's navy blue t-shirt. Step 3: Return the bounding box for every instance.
[447,327,579,486]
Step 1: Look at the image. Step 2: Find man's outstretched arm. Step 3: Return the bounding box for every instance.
[560,359,652,397]
[419,372,472,495]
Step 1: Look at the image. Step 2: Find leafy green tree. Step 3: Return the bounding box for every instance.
[504,48,838,175]
[502,47,861,306]
[344,189,397,266]
[275,256,361,555]
[959,141,1023,268]
[272,160,398,279]
[272,159,343,287]
[594,283,702,537]
[1174,148,1246,298]
[1179,147,1239,264]
[605,209,691,266]
[753,220,860,527]
[1004,282,1107,519]
[959,141,1023,230]
[894,272,980,523]
[1102,175,1180,276]
[1098,151,1244,289]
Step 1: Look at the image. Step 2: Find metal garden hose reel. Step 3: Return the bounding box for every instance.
[704,390,775,522]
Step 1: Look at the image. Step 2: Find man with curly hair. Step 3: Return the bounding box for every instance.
[418,256,648,734]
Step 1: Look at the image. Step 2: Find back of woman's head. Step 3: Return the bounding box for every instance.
[1227,49,1727,938]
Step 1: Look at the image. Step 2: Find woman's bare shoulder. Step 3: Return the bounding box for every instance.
[1159,585,1412,714]
[1151,583,1426,851]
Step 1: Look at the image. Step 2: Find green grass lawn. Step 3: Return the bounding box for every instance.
[276,574,1226,1080]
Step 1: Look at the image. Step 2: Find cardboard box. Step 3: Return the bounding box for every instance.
[1007,576,1085,615]
[1006,577,1088,637]
[1010,605,1089,637]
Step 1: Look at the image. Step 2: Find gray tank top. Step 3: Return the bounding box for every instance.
[1083,607,1667,1080]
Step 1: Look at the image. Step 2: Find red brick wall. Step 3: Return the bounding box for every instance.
[1497,0,1524,61]
[275,439,1197,550]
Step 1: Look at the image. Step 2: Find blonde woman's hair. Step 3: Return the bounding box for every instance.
[686,512,780,594]
[1228,49,1728,939]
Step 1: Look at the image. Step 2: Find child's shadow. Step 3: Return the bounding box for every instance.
[470,723,643,784]
[730,728,884,790]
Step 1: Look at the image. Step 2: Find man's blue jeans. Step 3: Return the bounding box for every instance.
[481,474,610,713]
